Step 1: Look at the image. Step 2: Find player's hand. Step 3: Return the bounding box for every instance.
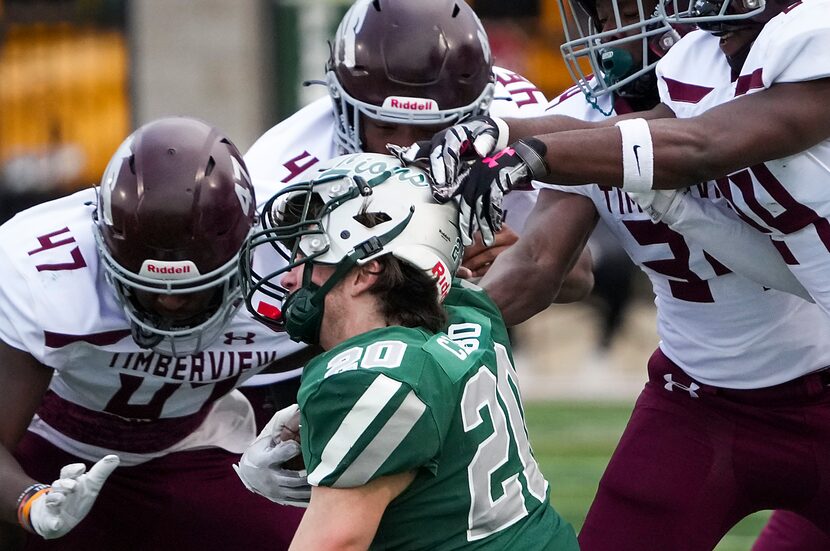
[453,139,549,246]
[233,404,311,508]
[28,455,119,539]
[390,116,510,197]
[628,189,684,224]
[462,224,519,278]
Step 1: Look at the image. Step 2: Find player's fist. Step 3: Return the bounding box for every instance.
[278,407,304,470]
[233,404,311,507]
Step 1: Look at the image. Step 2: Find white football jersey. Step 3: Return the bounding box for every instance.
[540,82,830,388]
[656,0,830,316]
[245,66,548,234]
[0,188,305,463]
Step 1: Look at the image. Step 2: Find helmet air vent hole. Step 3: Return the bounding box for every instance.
[354,212,391,228]
[205,157,216,177]
[372,0,381,11]
[452,4,460,17]
[128,155,136,174]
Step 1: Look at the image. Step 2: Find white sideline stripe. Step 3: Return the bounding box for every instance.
[335,389,426,487]
[308,374,401,486]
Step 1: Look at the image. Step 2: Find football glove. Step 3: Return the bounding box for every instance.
[233,404,311,508]
[28,455,119,539]
[391,116,510,197]
[627,189,684,224]
[453,138,549,246]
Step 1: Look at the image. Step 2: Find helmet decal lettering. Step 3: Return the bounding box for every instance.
[234,181,253,214]
[355,158,394,175]
[381,96,439,113]
[341,0,372,68]
[100,136,135,225]
[139,259,201,280]
[431,260,451,300]
[477,29,492,64]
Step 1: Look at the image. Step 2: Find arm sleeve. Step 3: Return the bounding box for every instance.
[666,195,812,301]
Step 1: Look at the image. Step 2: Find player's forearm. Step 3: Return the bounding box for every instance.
[0,445,40,525]
[503,114,602,142]
[481,235,582,326]
[554,247,594,304]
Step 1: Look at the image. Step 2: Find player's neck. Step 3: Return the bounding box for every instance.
[320,294,387,350]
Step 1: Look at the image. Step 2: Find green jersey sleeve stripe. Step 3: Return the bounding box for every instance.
[308,373,402,486]
[334,388,427,488]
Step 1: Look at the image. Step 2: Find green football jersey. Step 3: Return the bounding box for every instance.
[298,279,578,550]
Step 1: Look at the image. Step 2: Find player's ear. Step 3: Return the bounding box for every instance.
[350,259,383,296]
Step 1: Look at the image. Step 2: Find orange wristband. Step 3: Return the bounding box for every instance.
[16,484,50,533]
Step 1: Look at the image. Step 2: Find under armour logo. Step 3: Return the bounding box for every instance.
[224,332,255,345]
[663,373,699,398]
[482,147,516,168]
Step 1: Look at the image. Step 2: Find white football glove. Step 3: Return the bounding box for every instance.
[390,116,510,198]
[29,455,119,539]
[628,189,685,225]
[233,404,311,508]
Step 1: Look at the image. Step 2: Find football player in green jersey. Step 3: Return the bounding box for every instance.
[237,152,579,550]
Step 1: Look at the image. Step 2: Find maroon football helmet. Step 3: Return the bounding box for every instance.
[94,116,256,356]
[327,0,495,153]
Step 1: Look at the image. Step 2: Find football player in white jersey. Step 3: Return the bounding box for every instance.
[238,0,594,451]
[411,0,830,313]
[397,0,830,549]
[0,117,304,550]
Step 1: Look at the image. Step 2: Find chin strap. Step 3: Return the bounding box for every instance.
[282,207,415,344]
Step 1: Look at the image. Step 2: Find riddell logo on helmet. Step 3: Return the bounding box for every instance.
[139,260,201,280]
[382,96,438,113]
[431,261,451,300]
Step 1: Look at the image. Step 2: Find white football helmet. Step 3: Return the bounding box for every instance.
[241,153,462,340]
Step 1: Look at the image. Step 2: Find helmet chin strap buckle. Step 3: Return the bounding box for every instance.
[354,236,384,258]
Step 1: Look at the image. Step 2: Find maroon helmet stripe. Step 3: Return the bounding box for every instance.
[44,329,132,348]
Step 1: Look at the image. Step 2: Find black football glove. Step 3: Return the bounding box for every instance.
[390,116,509,199]
[453,138,549,246]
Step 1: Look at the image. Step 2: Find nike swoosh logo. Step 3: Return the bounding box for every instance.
[633,145,642,176]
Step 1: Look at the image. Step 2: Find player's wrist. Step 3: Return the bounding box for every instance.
[491,116,510,150]
[512,138,549,182]
[16,483,50,534]
[615,118,654,193]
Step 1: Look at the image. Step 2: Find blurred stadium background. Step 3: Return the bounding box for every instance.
[0,1,770,548]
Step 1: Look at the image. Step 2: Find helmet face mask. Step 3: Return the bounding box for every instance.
[241,153,462,343]
[327,0,495,153]
[559,0,682,103]
[95,117,256,357]
[662,0,769,34]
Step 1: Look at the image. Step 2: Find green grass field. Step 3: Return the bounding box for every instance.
[524,401,771,551]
